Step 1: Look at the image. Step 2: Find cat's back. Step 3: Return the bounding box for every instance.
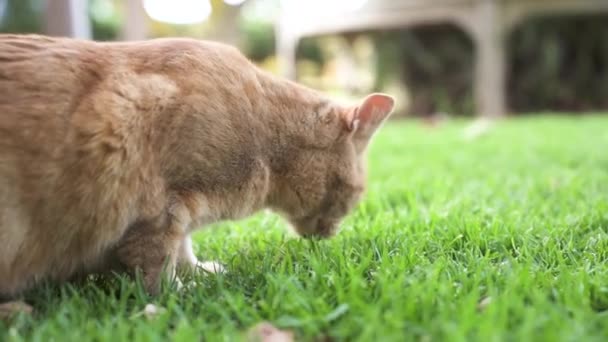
[0,34,106,102]
[0,35,108,143]
[0,34,258,118]
[0,34,260,172]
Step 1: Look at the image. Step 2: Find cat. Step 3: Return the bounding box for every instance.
[0,34,394,312]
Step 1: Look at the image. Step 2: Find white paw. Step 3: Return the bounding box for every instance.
[196,260,226,274]
[174,277,184,290]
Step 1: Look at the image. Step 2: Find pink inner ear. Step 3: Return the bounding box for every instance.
[358,93,395,125]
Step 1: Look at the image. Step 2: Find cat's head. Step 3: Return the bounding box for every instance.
[270,93,395,239]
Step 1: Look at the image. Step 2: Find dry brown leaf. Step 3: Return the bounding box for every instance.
[0,301,33,320]
[477,296,492,312]
[246,321,295,342]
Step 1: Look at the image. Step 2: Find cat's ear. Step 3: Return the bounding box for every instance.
[343,93,395,150]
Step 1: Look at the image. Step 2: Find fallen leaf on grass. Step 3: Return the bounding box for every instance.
[323,304,349,323]
[130,303,166,320]
[477,296,492,312]
[246,321,294,342]
[462,118,495,141]
[314,336,336,342]
[0,301,33,321]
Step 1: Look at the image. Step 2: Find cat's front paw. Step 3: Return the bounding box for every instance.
[174,261,226,291]
[196,260,226,274]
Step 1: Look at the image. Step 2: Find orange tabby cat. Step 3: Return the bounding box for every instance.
[0,34,394,305]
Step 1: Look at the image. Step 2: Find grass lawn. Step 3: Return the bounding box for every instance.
[2,115,608,341]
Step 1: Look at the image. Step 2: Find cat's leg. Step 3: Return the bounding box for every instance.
[177,235,199,270]
[114,218,183,295]
[177,235,225,275]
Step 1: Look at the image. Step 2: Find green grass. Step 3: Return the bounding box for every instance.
[2,115,608,341]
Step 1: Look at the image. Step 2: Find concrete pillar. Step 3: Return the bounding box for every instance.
[44,0,91,39]
[121,0,148,41]
[472,0,507,117]
[276,31,298,80]
[207,4,242,46]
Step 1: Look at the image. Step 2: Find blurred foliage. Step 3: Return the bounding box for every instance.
[373,26,475,116]
[0,0,43,33]
[508,14,608,113]
[0,0,121,40]
[89,0,121,41]
[297,37,325,66]
[371,14,608,116]
[239,20,325,66]
[240,19,275,62]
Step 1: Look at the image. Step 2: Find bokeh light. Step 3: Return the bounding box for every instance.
[143,0,212,24]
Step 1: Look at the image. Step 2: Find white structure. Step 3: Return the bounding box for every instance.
[44,0,91,39]
[277,0,608,117]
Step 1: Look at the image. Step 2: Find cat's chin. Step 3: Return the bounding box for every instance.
[290,220,340,240]
[299,230,338,240]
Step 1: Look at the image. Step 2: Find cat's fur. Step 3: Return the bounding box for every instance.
[0,34,394,299]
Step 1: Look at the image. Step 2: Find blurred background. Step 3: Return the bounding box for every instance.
[1,0,607,118]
